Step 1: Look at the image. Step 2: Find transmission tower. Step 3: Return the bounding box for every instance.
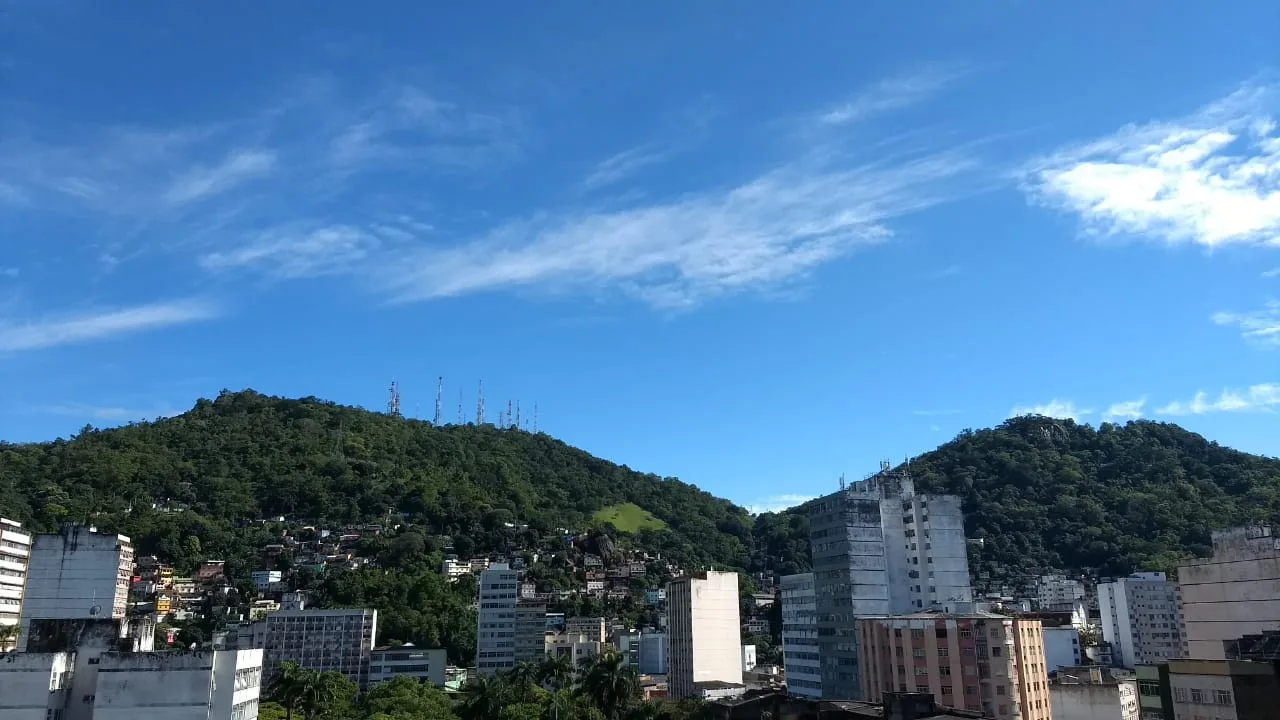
[387,381,402,417]
[533,403,538,433]
[434,377,443,426]
[457,389,463,425]
[507,400,513,429]
[477,380,486,425]
[515,401,521,430]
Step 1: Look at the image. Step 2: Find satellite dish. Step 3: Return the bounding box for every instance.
[89,605,103,617]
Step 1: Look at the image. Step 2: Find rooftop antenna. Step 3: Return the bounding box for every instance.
[434,377,444,426]
[477,381,486,425]
[839,473,846,490]
[457,389,464,425]
[387,381,402,417]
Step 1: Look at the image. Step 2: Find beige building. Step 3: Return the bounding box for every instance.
[1050,665,1140,720]
[1178,527,1280,660]
[1167,658,1280,720]
[0,518,31,648]
[516,600,548,664]
[667,570,742,699]
[566,616,606,643]
[857,612,1052,720]
[547,632,605,666]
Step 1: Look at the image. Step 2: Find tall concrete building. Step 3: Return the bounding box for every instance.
[1036,574,1086,612]
[1179,526,1280,660]
[19,525,133,651]
[638,630,668,675]
[515,599,548,664]
[0,518,31,647]
[808,465,974,699]
[780,572,822,699]
[667,570,742,699]
[255,608,378,690]
[477,563,518,676]
[1098,572,1185,668]
[1050,665,1140,720]
[857,612,1053,720]
[1167,658,1280,720]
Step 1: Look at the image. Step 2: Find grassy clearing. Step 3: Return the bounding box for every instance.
[592,502,667,532]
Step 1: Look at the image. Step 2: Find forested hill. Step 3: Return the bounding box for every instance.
[898,416,1280,580]
[0,390,790,574]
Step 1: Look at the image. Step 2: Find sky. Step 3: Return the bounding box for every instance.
[2,2,1280,514]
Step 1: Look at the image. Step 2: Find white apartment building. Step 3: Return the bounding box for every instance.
[780,572,821,699]
[19,525,133,651]
[566,616,606,643]
[667,570,742,699]
[1041,625,1082,673]
[1178,526,1280,660]
[0,518,32,646]
[250,571,282,590]
[638,631,667,675]
[516,600,547,664]
[1098,572,1185,668]
[477,564,518,676]
[442,558,472,582]
[1036,574,1086,611]
[368,643,446,687]
[808,465,974,699]
[256,608,378,690]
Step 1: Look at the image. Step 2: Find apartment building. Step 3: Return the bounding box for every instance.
[667,570,743,699]
[1167,658,1280,720]
[19,525,133,651]
[1036,574,1086,612]
[780,572,822,699]
[547,632,605,665]
[516,600,548,664]
[1178,527,1280,660]
[1050,665,1140,720]
[0,518,31,648]
[639,630,668,675]
[257,608,378,690]
[857,612,1052,720]
[1099,572,1185,668]
[566,616,606,643]
[368,643,446,687]
[477,564,518,676]
[808,465,974,699]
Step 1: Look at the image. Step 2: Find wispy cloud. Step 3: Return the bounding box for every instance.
[383,150,977,308]
[819,65,969,126]
[1213,301,1280,347]
[1264,267,1280,278]
[163,149,276,205]
[1103,397,1147,421]
[912,409,964,417]
[1022,81,1280,247]
[583,144,668,190]
[1009,399,1091,422]
[0,299,219,352]
[35,403,182,423]
[1157,383,1280,415]
[201,225,382,279]
[747,494,814,514]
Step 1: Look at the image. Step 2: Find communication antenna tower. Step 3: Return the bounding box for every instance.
[839,473,846,490]
[457,389,464,425]
[507,400,513,429]
[434,377,443,426]
[387,381,402,417]
[534,403,539,433]
[516,401,521,430]
[477,381,486,425]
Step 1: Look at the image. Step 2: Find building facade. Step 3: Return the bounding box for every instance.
[1136,664,1174,720]
[639,631,668,675]
[94,649,263,720]
[780,572,822,699]
[0,518,31,648]
[1050,666,1140,720]
[808,466,974,700]
[257,608,378,690]
[856,612,1052,720]
[566,616,606,644]
[19,525,133,651]
[1036,574,1086,612]
[477,564,518,676]
[516,600,548,664]
[667,570,742,699]
[1178,527,1280,660]
[1167,658,1280,720]
[368,644,446,687]
[1040,625,1082,674]
[1099,572,1185,668]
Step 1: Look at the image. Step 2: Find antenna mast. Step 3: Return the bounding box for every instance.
[457,389,464,424]
[534,403,538,433]
[516,401,521,431]
[507,400,513,429]
[477,381,486,425]
[387,381,402,417]
[434,377,443,426]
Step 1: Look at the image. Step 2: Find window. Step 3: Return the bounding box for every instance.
[911,629,925,639]
[996,686,1005,696]
[1215,689,1232,706]
[938,646,949,657]
[991,647,1001,657]
[941,685,953,695]
[1138,681,1160,696]
[1191,689,1204,703]
[915,666,928,676]
[914,649,926,658]
[1174,688,1188,703]
[960,629,972,639]
[916,685,929,693]
[936,629,948,639]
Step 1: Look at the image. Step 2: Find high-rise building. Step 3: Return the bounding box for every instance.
[1098,572,1185,668]
[809,466,974,699]
[256,608,378,690]
[667,570,742,699]
[19,525,133,651]
[368,643,447,687]
[638,630,668,675]
[1178,527,1280,660]
[1050,665,1141,720]
[0,518,31,648]
[516,599,548,664]
[477,563,518,676]
[1036,574,1086,612]
[780,572,822,699]
[857,612,1053,720]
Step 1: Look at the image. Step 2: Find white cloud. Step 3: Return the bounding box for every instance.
[164,149,275,205]
[583,145,668,190]
[384,150,976,307]
[820,65,968,125]
[1264,267,1280,278]
[1157,383,1280,415]
[1213,301,1280,347]
[0,299,219,352]
[1103,397,1147,421]
[1009,399,1091,422]
[1022,82,1280,247]
[747,494,814,514]
[201,225,382,279]
[36,403,182,422]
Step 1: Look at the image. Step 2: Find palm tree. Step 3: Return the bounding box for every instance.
[267,661,307,720]
[539,654,576,692]
[298,670,352,720]
[579,649,641,720]
[460,673,509,720]
[509,661,541,702]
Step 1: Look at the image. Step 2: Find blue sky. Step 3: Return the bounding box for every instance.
[2,2,1280,513]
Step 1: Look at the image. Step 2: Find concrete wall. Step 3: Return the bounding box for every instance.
[0,651,71,720]
[1043,626,1082,673]
[667,570,741,699]
[1051,680,1139,720]
[1178,527,1280,660]
[94,652,217,720]
[19,527,132,651]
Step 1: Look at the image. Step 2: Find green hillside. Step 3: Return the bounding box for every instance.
[593,503,667,533]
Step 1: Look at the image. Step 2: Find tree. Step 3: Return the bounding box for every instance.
[299,670,356,720]
[0,623,20,651]
[578,650,641,720]
[360,676,457,720]
[259,702,290,720]
[508,661,542,702]
[268,662,308,720]
[539,654,576,692]
[460,674,510,720]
